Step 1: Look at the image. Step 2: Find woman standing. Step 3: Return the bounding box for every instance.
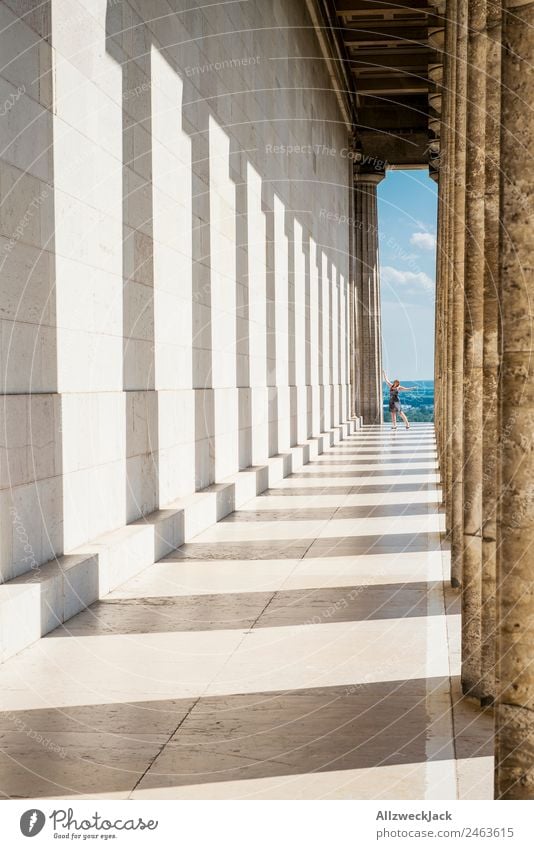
[383,371,417,430]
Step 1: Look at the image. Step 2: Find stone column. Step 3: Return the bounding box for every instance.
[434,172,445,463]
[348,151,359,421]
[444,0,458,541]
[480,0,502,707]
[461,0,487,698]
[434,174,445,463]
[435,2,456,512]
[354,171,385,424]
[450,0,468,586]
[495,0,534,800]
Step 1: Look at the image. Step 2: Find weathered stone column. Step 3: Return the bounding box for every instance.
[495,0,534,800]
[450,0,468,586]
[348,147,359,422]
[434,167,445,486]
[461,0,487,698]
[443,0,458,541]
[354,171,385,424]
[480,0,502,707]
[436,0,457,523]
[434,175,445,463]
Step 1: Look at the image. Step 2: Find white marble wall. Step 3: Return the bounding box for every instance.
[0,1,59,580]
[0,0,353,582]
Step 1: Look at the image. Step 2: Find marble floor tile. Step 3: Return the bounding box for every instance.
[190,518,331,543]
[256,485,355,496]
[304,532,442,558]
[315,514,443,538]
[0,629,246,710]
[0,732,169,798]
[108,559,301,598]
[166,540,311,561]
[133,678,448,794]
[255,582,443,628]
[280,552,446,590]
[48,592,273,636]
[129,761,449,800]
[341,490,442,506]
[203,616,453,696]
[0,698,195,736]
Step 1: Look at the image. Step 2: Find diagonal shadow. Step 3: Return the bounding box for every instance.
[222,502,439,522]
[0,677,491,798]
[46,581,443,637]
[290,468,438,478]
[311,458,438,465]
[153,531,441,562]
[263,483,440,496]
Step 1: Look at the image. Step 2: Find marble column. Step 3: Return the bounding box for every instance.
[450,0,468,586]
[495,0,534,801]
[461,0,487,698]
[480,0,502,707]
[354,172,385,424]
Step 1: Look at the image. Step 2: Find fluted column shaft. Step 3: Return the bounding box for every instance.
[354,173,384,424]
[495,0,534,801]
[461,0,487,697]
[434,85,445,470]
[480,0,502,706]
[444,0,459,540]
[348,158,358,420]
[436,190,448,467]
[439,0,458,530]
[450,0,468,586]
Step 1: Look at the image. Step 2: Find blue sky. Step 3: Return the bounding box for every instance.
[378,170,437,380]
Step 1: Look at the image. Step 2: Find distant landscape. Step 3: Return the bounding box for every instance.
[383,380,434,422]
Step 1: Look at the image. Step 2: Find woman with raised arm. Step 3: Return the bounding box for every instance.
[383,370,417,430]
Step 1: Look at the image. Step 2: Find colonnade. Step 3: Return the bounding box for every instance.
[434,0,533,799]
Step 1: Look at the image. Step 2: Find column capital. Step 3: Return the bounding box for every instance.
[353,170,385,187]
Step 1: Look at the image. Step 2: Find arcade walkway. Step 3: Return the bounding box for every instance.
[0,425,493,800]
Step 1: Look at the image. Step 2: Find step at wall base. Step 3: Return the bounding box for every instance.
[0,417,361,663]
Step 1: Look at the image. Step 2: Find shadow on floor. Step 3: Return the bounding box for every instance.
[151,532,442,562]
[0,677,492,798]
[46,581,444,637]
[291,469,438,479]
[262,483,441,496]
[222,502,439,521]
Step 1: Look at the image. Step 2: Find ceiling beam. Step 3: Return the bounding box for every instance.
[356,78,429,94]
[353,69,430,79]
[350,45,434,53]
[351,52,432,68]
[321,0,435,166]
[335,0,430,13]
[342,20,429,30]
[344,35,429,47]
[343,26,428,42]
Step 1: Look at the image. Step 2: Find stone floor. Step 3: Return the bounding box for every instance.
[0,424,494,799]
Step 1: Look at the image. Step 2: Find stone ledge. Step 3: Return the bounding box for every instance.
[0,417,361,663]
